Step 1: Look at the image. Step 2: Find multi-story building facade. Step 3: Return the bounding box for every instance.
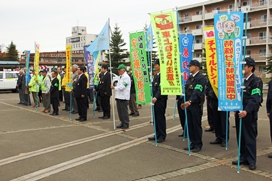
[66,26,98,53]
[177,0,272,77]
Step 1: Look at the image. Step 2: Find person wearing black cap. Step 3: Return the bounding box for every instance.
[267,73,272,159]
[232,57,263,170]
[50,71,59,116]
[181,59,206,152]
[148,59,168,143]
[74,66,88,122]
[97,64,112,119]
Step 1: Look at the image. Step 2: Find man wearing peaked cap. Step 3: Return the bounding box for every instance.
[111,64,131,129]
[232,57,263,170]
[40,69,51,113]
[181,59,206,152]
[148,59,168,143]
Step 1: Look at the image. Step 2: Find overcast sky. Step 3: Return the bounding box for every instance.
[1,0,208,53]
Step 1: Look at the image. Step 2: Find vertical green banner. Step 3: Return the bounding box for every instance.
[129,31,151,104]
[150,10,182,95]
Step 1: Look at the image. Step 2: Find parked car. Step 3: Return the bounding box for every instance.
[0,71,19,92]
[111,73,119,86]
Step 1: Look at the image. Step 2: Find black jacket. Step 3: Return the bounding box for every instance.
[74,73,87,98]
[97,72,112,97]
[129,73,136,94]
[152,73,167,100]
[50,78,59,98]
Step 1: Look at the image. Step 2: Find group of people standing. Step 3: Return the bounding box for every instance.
[148,58,264,171]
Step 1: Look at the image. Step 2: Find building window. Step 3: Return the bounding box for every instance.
[184,13,189,20]
[260,15,267,22]
[260,0,267,6]
[196,25,202,29]
[196,11,202,15]
[246,50,251,56]
[196,39,202,43]
[213,7,220,11]
[259,49,266,56]
[247,33,251,38]
[184,27,190,32]
[259,32,266,39]
[242,1,248,6]
[229,4,234,10]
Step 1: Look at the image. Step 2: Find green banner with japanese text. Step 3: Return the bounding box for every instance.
[150,10,182,95]
[129,31,151,104]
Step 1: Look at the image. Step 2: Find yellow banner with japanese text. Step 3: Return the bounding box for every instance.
[204,26,218,97]
[34,42,40,77]
[150,10,182,95]
[65,45,72,92]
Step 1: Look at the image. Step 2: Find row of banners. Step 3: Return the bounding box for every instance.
[27,10,245,112]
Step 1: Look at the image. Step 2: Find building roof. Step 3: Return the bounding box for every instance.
[0,61,20,65]
[177,0,228,10]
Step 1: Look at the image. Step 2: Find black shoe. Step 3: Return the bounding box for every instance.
[268,154,272,158]
[178,133,184,137]
[232,160,249,165]
[71,111,78,114]
[75,118,81,121]
[18,102,22,104]
[122,125,129,130]
[205,128,214,132]
[148,136,156,141]
[103,116,110,120]
[116,124,123,128]
[79,118,87,122]
[157,138,165,143]
[95,108,101,111]
[129,113,134,116]
[210,139,222,144]
[98,116,104,119]
[249,164,256,170]
[132,114,139,117]
[50,113,59,116]
[184,146,195,150]
[192,147,201,153]
[98,110,103,112]
[62,108,68,111]
[221,142,226,147]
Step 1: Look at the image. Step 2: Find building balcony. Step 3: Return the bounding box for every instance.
[249,19,267,28]
[269,19,272,25]
[248,54,267,62]
[179,17,192,23]
[192,14,203,21]
[204,12,214,19]
[243,39,251,46]
[244,22,251,29]
[250,1,268,10]
[247,37,267,45]
[194,43,203,50]
[192,29,203,35]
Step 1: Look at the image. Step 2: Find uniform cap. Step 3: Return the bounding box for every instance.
[117,64,126,70]
[41,69,47,73]
[189,60,200,67]
[154,59,160,65]
[245,57,255,67]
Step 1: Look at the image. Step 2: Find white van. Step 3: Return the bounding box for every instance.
[0,71,19,92]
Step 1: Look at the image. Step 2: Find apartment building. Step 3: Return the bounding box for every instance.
[177,0,272,77]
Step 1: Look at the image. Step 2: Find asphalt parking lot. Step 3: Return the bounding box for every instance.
[0,91,272,181]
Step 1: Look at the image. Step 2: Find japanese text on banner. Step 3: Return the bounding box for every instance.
[66,45,72,92]
[129,31,151,104]
[150,10,182,95]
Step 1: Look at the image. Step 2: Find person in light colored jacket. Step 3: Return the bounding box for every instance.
[40,69,51,113]
[111,64,131,129]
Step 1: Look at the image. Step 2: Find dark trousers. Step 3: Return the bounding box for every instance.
[59,90,63,102]
[207,98,214,129]
[187,103,203,149]
[269,110,272,142]
[177,98,185,131]
[64,91,70,110]
[116,99,129,127]
[154,98,167,139]
[19,88,25,104]
[76,98,87,119]
[129,93,139,115]
[210,99,229,143]
[51,98,59,114]
[86,89,89,108]
[235,112,257,164]
[101,96,110,117]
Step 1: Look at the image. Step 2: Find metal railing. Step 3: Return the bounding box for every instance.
[250,19,267,27]
[248,54,267,61]
[248,37,267,44]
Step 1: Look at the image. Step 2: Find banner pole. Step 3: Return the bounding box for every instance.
[226,111,229,150]
[237,10,248,174]
[108,18,116,130]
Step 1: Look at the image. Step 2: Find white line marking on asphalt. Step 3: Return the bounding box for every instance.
[11,125,182,181]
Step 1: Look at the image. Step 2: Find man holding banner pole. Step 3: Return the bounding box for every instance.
[181,60,206,152]
[232,57,263,170]
[148,59,168,143]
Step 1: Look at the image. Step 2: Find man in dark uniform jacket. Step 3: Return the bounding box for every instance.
[232,57,263,170]
[97,64,112,119]
[181,60,206,152]
[207,80,229,147]
[267,77,272,158]
[148,59,168,143]
[74,66,88,122]
[50,72,59,116]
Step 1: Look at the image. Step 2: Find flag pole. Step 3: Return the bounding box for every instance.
[108,18,116,130]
